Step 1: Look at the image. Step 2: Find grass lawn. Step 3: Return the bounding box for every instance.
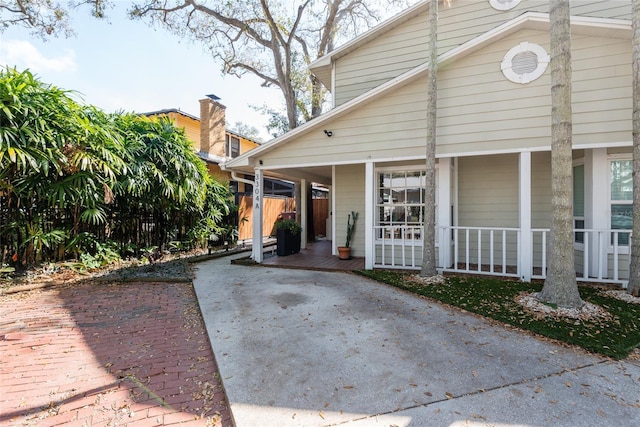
[356,270,640,360]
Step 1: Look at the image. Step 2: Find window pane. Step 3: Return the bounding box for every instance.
[406,171,422,188]
[406,188,421,204]
[611,204,632,245]
[375,169,434,240]
[380,173,391,188]
[573,164,584,217]
[611,204,632,230]
[407,206,423,224]
[611,160,632,201]
[391,188,405,203]
[390,206,405,223]
[379,188,390,204]
[574,219,584,244]
[391,172,405,188]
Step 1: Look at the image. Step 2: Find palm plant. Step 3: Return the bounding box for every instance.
[0,68,72,264]
[0,69,236,266]
[111,114,213,252]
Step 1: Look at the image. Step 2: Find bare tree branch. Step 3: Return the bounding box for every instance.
[0,0,414,133]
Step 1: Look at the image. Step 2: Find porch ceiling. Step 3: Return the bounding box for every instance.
[263,165,332,186]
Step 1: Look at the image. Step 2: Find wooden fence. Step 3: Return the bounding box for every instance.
[313,199,329,237]
[237,196,330,241]
[237,195,296,241]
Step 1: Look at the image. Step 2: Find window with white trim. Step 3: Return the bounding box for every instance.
[376,168,437,242]
[610,159,632,245]
[489,0,521,11]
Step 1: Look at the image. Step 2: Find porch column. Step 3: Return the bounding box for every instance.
[519,152,532,281]
[331,165,337,255]
[365,161,374,269]
[300,178,308,249]
[252,169,264,262]
[585,148,608,277]
[437,157,452,269]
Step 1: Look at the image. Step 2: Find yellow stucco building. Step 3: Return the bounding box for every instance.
[144,95,261,193]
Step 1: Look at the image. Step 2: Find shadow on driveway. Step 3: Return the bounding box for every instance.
[1,281,232,426]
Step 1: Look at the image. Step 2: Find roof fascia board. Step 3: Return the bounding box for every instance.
[570,15,631,32]
[143,108,200,122]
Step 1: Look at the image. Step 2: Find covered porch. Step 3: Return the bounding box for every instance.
[262,239,364,271]
[228,147,632,288]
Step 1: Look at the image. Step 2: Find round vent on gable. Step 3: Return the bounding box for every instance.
[501,42,550,84]
[489,0,521,11]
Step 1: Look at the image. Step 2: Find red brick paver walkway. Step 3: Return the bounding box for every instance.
[0,282,233,427]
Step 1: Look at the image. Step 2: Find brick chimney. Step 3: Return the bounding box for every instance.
[199,95,226,157]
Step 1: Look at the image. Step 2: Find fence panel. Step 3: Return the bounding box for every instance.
[237,195,295,241]
[313,199,329,237]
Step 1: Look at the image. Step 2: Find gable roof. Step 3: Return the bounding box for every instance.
[225,12,630,173]
[142,108,200,121]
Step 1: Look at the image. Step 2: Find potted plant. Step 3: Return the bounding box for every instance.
[275,219,302,256]
[338,211,358,260]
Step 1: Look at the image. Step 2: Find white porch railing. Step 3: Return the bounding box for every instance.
[444,226,521,278]
[373,225,631,286]
[532,228,631,286]
[373,225,425,269]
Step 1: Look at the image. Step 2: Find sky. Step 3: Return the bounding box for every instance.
[0,3,283,140]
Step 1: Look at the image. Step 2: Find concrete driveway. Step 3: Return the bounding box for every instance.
[192,254,640,427]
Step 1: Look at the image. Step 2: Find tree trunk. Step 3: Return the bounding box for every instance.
[628,0,640,296]
[538,0,582,307]
[421,0,438,277]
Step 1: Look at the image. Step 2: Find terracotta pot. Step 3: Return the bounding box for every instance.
[337,246,351,260]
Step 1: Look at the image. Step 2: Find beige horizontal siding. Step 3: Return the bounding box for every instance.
[571,1,630,18]
[457,152,550,227]
[437,28,553,153]
[334,12,429,106]
[332,0,630,106]
[259,29,630,167]
[457,154,519,228]
[572,33,631,143]
[454,152,550,269]
[335,165,365,257]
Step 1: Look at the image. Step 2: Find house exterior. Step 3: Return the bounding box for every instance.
[144,96,264,194]
[224,0,633,286]
[145,97,297,240]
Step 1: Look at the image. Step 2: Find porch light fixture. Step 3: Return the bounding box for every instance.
[324,130,333,137]
[501,42,549,84]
